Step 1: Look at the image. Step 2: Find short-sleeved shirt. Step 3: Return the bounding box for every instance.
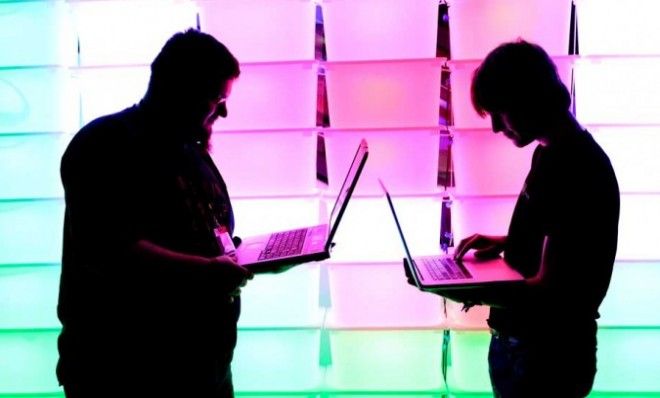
[57,105,239,387]
[489,129,620,337]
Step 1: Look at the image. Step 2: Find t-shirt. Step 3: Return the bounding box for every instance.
[489,129,620,337]
[57,104,239,387]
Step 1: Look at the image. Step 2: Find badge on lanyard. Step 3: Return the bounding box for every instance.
[214,225,236,255]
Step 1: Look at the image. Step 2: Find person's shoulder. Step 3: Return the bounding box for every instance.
[67,106,138,153]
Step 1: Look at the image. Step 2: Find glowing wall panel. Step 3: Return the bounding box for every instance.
[238,264,322,328]
[71,0,197,66]
[452,196,516,242]
[575,58,660,125]
[591,126,660,194]
[452,130,535,196]
[210,130,318,197]
[325,263,444,329]
[0,330,60,394]
[325,59,442,128]
[599,262,660,327]
[0,266,60,330]
[215,62,318,130]
[327,197,441,263]
[593,329,660,392]
[324,330,445,392]
[0,134,69,200]
[233,329,322,392]
[450,58,573,129]
[445,301,490,330]
[197,0,316,62]
[0,200,64,265]
[230,197,322,238]
[576,0,660,56]
[617,195,660,261]
[76,66,150,126]
[0,1,75,67]
[0,68,77,134]
[324,129,440,196]
[448,330,492,393]
[447,0,572,59]
[322,0,439,61]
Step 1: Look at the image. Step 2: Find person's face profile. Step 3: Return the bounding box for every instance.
[490,110,536,148]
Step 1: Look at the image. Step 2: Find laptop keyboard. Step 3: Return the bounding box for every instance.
[258,228,307,260]
[421,257,472,280]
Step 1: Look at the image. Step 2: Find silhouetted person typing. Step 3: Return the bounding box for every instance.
[439,41,620,397]
[57,29,252,397]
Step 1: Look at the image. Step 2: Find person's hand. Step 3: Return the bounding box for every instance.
[210,254,253,293]
[453,234,506,261]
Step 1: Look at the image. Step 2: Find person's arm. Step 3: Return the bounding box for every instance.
[133,239,253,293]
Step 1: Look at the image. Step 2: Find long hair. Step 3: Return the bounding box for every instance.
[471,40,571,118]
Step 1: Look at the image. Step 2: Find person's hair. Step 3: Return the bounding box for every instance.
[471,40,571,118]
[146,28,240,102]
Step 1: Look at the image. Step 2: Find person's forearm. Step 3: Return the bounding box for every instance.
[132,239,213,270]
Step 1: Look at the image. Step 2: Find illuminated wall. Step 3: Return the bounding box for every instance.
[0,0,658,397]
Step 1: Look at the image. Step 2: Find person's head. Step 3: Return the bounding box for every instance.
[471,40,571,147]
[145,28,240,144]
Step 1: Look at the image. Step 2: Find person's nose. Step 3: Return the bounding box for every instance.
[215,102,228,118]
[490,113,504,133]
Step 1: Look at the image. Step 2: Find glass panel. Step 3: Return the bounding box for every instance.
[197,0,316,62]
[233,329,322,392]
[326,196,441,263]
[452,196,516,242]
[210,130,318,197]
[0,134,69,199]
[322,0,439,61]
[618,195,660,261]
[575,58,660,125]
[599,262,660,327]
[231,197,322,238]
[0,266,61,330]
[577,0,660,56]
[0,330,61,393]
[448,330,492,393]
[216,62,318,130]
[0,200,64,265]
[324,329,446,391]
[326,262,444,329]
[452,129,535,196]
[324,129,440,195]
[71,0,197,66]
[238,264,323,329]
[448,0,572,59]
[0,1,75,67]
[76,66,150,126]
[0,67,77,134]
[325,60,442,128]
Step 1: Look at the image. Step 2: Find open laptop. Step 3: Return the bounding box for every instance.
[379,180,524,291]
[235,139,369,273]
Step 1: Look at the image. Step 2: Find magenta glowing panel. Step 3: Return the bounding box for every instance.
[322,0,439,61]
[448,0,572,59]
[198,0,316,62]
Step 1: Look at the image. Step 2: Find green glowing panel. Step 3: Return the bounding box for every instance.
[324,329,446,392]
[233,329,322,392]
[0,134,69,199]
[593,329,660,393]
[0,1,76,67]
[447,330,492,393]
[0,200,63,265]
[238,264,323,328]
[0,330,61,394]
[0,265,60,329]
[599,262,660,327]
[0,68,77,134]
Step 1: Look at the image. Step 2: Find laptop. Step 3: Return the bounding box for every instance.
[379,180,524,291]
[235,139,369,273]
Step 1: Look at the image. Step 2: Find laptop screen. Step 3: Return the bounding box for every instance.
[325,139,369,249]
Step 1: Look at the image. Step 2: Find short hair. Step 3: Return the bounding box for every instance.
[470,40,571,117]
[147,29,240,101]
